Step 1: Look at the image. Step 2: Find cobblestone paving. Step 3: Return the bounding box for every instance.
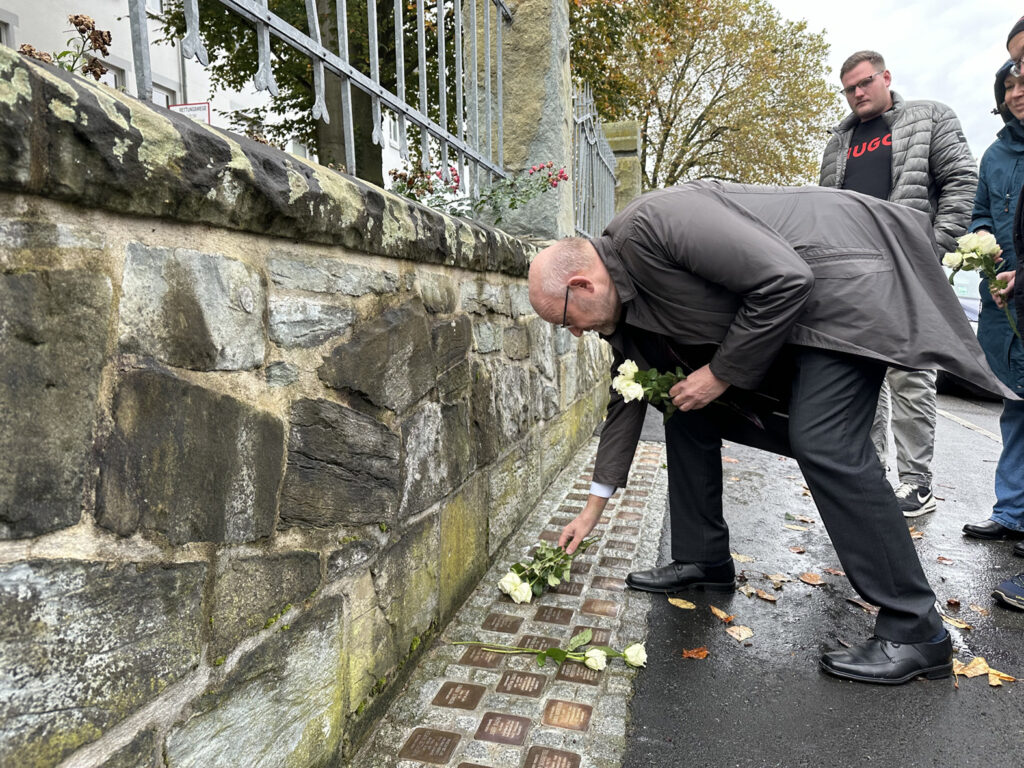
[352,437,667,768]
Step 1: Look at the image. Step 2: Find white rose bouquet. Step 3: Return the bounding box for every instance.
[943,231,1021,341]
[612,359,688,421]
[454,628,647,669]
[496,537,598,604]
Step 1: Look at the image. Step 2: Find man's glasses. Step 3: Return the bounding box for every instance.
[1013,56,1024,77]
[842,70,884,96]
[560,285,570,328]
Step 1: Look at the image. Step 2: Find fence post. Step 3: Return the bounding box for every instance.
[477,0,573,240]
[601,120,643,213]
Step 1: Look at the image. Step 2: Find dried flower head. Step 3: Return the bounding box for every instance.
[81,57,108,81]
[18,44,54,64]
[68,14,96,35]
[88,29,112,58]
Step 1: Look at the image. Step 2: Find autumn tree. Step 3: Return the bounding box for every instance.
[570,0,844,189]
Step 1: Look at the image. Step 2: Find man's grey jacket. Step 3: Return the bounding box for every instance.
[819,91,977,252]
[590,181,1010,488]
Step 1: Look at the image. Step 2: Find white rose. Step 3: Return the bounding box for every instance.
[510,582,533,604]
[623,643,647,667]
[975,230,1001,257]
[621,381,645,403]
[617,359,639,379]
[957,232,981,253]
[611,374,629,395]
[584,648,608,671]
[498,570,522,595]
[941,252,964,269]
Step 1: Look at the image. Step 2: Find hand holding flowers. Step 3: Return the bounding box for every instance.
[943,231,1021,341]
[612,359,688,421]
[496,538,598,604]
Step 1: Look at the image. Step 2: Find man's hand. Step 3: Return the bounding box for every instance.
[668,364,729,411]
[992,270,1016,308]
[559,497,607,554]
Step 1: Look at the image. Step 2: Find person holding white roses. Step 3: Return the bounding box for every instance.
[957,54,1024,612]
[528,182,1013,685]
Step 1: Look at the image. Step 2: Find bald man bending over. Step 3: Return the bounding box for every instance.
[529,181,1010,685]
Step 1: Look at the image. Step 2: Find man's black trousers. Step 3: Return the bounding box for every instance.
[663,346,942,643]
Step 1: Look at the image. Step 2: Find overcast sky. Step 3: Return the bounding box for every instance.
[768,0,1024,161]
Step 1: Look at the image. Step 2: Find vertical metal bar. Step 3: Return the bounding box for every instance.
[416,0,430,171]
[254,0,279,96]
[468,0,478,196]
[394,0,409,160]
[437,0,449,182]
[127,0,153,101]
[336,0,356,174]
[303,0,328,122]
[483,0,491,168]
[180,0,209,65]
[367,0,382,145]
[495,4,503,170]
[453,0,465,193]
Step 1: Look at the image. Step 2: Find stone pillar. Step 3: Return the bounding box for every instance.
[602,120,643,213]
[469,0,574,240]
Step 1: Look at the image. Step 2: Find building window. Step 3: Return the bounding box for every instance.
[387,114,402,149]
[97,63,124,91]
[152,84,175,109]
[0,21,9,47]
[146,0,164,12]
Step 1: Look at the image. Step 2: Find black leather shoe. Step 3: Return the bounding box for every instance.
[819,633,953,685]
[625,559,735,593]
[1014,541,1024,558]
[962,519,1024,540]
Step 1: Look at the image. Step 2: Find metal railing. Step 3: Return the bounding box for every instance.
[573,83,616,238]
[127,0,513,186]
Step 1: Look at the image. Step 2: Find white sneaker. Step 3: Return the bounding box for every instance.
[894,482,936,518]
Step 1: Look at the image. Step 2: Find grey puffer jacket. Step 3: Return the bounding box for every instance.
[819,91,977,253]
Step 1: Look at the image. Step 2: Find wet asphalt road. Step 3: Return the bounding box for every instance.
[624,395,1024,768]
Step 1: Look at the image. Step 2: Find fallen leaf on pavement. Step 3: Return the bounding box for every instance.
[846,597,879,615]
[731,552,755,563]
[801,486,812,497]
[710,605,734,623]
[722,456,739,463]
[738,584,756,598]
[799,572,824,586]
[953,657,990,678]
[989,670,1016,686]
[789,546,806,554]
[755,589,777,603]
[668,597,696,610]
[728,476,740,481]
[908,526,924,539]
[784,524,809,532]
[681,646,709,659]
[941,613,973,630]
[786,514,816,524]
[937,556,954,565]
[946,598,961,609]
[725,625,754,642]
[824,568,846,577]
[767,573,792,589]
[969,604,990,616]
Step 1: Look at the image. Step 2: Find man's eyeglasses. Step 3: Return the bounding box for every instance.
[842,70,884,96]
[560,285,570,328]
[1012,56,1024,78]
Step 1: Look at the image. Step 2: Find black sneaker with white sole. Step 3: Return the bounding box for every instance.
[894,482,936,518]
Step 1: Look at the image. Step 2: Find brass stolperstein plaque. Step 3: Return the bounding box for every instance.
[431,681,486,709]
[518,634,563,650]
[474,712,531,745]
[599,556,630,568]
[459,645,503,668]
[539,529,561,542]
[397,728,461,763]
[524,745,582,768]
[496,669,547,697]
[481,612,524,633]
[571,625,611,645]
[582,598,619,617]
[552,580,583,596]
[616,511,642,521]
[555,660,601,685]
[591,576,626,592]
[534,605,574,625]
[542,699,593,731]
[605,540,636,552]
[612,525,640,535]
[570,560,591,575]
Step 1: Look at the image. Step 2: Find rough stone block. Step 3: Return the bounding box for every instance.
[265,361,299,387]
[488,436,543,555]
[431,316,472,403]
[503,323,530,360]
[345,571,398,713]
[318,298,435,413]
[417,271,458,313]
[527,316,556,380]
[104,728,161,768]
[210,551,322,660]
[96,370,285,544]
[268,294,354,348]
[440,475,488,620]
[280,398,400,528]
[0,560,205,768]
[400,401,474,517]
[471,359,534,465]
[473,321,503,353]
[460,280,511,316]
[373,515,440,656]
[118,243,265,371]
[268,253,399,295]
[326,537,378,580]
[0,270,112,538]
[166,597,347,768]
[508,283,533,317]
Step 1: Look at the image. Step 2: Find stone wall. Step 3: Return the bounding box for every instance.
[0,46,611,768]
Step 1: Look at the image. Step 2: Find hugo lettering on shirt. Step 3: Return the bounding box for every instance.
[842,116,893,200]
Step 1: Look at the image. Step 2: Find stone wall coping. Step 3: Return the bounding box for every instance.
[0,46,533,277]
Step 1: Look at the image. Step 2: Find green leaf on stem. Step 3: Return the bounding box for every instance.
[567,629,593,652]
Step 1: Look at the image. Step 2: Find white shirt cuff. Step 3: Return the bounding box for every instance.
[589,481,616,499]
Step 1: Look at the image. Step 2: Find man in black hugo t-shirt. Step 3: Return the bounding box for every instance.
[820,50,977,520]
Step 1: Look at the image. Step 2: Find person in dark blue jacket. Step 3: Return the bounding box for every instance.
[961,59,1024,610]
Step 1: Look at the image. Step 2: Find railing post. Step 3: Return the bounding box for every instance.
[602,120,643,213]
[470,0,573,240]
